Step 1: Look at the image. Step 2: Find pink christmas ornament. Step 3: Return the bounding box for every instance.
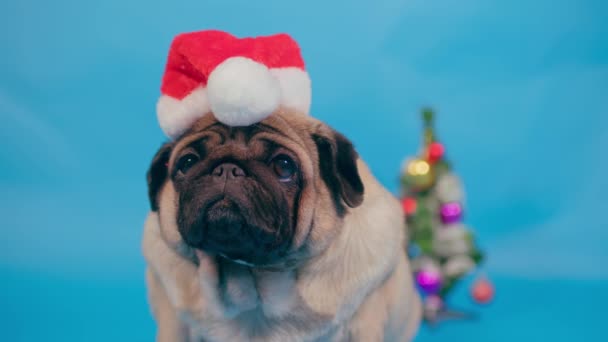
[440,202,463,224]
[416,267,442,294]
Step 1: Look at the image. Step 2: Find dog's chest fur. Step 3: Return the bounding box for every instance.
[182,271,381,342]
[182,268,330,341]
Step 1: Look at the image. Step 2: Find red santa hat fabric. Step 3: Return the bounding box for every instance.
[156,30,311,139]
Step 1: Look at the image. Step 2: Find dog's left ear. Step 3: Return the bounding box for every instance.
[146,142,173,211]
[312,128,365,212]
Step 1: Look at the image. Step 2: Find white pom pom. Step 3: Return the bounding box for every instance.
[207,57,280,126]
[411,256,440,273]
[442,255,475,277]
[435,173,465,203]
[432,225,472,257]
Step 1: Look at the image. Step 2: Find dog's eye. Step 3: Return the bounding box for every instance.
[176,153,199,174]
[272,155,297,182]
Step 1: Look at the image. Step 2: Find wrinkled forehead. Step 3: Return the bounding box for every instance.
[169,111,318,162]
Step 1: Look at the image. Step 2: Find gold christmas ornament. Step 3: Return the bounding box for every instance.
[403,158,435,190]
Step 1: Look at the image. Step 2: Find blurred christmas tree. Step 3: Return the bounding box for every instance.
[400,107,494,324]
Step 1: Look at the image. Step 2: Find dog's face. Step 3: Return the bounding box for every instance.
[147,111,364,267]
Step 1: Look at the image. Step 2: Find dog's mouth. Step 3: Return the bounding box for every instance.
[208,197,232,210]
[201,197,246,245]
[195,197,279,267]
[218,253,258,267]
[179,191,295,270]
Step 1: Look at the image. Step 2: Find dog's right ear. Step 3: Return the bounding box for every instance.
[146,142,173,211]
[311,128,364,216]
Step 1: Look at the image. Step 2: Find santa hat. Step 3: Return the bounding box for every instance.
[156,30,311,139]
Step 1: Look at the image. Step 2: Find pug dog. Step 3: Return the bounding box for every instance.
[141,110,421,341]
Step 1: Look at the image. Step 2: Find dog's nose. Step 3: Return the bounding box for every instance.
[211,163,246,179]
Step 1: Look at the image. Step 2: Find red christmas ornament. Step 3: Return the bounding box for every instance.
[471,278,495,304]
[401,197,417,215]
[427,142,445,163]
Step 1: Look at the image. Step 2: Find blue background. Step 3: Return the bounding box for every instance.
[1,0,607,340]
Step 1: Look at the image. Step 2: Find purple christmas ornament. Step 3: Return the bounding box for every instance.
[416,268,442,294]
[440,202,463,224]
